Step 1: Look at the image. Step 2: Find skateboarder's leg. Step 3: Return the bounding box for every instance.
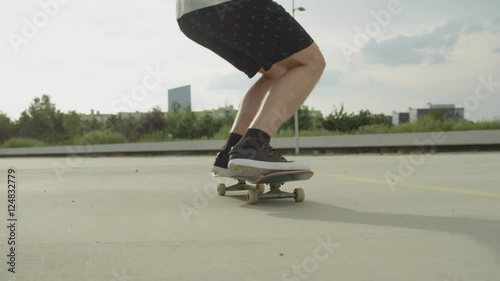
[250,43,326,136]
[213,67,285,176]
[230,66,287,136]
[178,1,322,176]
[228,44,325,175]
[178,13,267,176]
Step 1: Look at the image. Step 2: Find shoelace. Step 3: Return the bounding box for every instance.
[263,146,287,161]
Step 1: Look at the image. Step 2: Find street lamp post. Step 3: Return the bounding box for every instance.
[292,1,306,17]
[292,0,305,155]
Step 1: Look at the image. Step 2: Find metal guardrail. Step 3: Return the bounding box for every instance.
[1,130,499,157]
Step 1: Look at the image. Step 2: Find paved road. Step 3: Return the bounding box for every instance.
[1,153,499,281]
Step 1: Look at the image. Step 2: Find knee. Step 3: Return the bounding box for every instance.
[297,43,326,75]
[310,49,326,74]
[261,66,287,80]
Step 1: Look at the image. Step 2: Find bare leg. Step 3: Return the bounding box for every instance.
[211,70,285,176]
[230,76,273,135]
[226,44,325,175]
[230,67,287,135]
[250,43,326,136]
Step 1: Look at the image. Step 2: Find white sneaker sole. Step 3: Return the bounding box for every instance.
[228,159,310,176]
[211,166,234,178]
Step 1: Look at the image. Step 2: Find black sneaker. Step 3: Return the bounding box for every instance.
[211,150,234,177]
[228,143,310,176]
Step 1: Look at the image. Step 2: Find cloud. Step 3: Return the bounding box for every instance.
[317,69,343,87]
[362,20,484,66]
[489,17,500,33]
[208,72,255,90]
[464,21,486,34]
[208,68,343,91]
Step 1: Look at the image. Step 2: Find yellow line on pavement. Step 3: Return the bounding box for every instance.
[317,173,500,199]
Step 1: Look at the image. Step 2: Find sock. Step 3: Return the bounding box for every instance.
[237,128,271,148]
[221,133,242,152]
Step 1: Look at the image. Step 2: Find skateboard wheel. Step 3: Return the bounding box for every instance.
[217,183,226,196]
[247,190,258,205]
[294,188,305,202]
[256,184,265,194]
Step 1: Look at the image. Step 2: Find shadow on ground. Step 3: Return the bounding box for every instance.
[226,193,500,263]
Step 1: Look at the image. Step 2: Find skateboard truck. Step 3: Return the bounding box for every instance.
[216,170,310,204]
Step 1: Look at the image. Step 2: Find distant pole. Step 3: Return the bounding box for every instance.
[292,0,305,155]
[293,0,298,155]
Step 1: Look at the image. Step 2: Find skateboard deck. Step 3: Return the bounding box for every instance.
[215,170,313,205]
[234,170,313,184]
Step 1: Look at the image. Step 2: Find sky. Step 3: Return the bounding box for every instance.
[1,0,500,121]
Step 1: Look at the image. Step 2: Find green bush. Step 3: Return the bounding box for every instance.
[452,120,500,131]
[276,128,294,138]
[76,130,128,145]
[303,129,343,136]
[389,117,445,133]
[138,131,172,143]
[356,124,391,134]
[2,137,47,148]
[276,129,340,137]
[386,118,500,134]
[213,124,232,140]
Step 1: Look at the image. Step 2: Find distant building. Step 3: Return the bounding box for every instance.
[393,104,465,125]
[399,112,410,124]
[200,105,237,119]
[117,112,144,119]
[392,112,410,125]
[213,105,235,119]
[168,85,192,112]
[417,103,464,122]
[409,108,418,123]
[414,108,464,121]
[428,104,456,109]
[80,110,146,123]
[81,109,113,123]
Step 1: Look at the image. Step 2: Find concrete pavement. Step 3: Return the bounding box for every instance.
[0,153,499,281]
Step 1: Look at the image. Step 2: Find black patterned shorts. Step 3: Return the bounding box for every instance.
[177,0,315,78]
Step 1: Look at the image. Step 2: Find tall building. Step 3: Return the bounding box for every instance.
[168,85,192,112]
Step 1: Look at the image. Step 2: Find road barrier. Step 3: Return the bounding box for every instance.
[1,130,499,157]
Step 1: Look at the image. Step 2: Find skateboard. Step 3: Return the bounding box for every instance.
[215,170,313,205]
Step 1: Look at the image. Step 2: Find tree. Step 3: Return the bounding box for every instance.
[166,102,190,139]
[121,117,140,142]
[323,104,392,133]
[298,105,315,130]
[0,113,14,143]
[322,104,350,132]
[104,114,140,142]
[63,111,83,143]
[106,115,120,131]
[176,106,197,139]
[16,95,65,143]
[82,117,103,132]
[194,113,223,139]
[280,105,320,132]
[136,107,167,137]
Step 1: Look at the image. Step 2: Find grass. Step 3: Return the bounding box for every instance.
[357,119,500,135]
[276,128,342,138]
[2,137,47,148]
[3,119,499,147]
[75,130,128,145]
[138,131,172,143]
